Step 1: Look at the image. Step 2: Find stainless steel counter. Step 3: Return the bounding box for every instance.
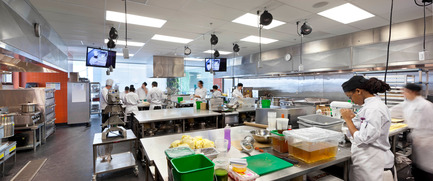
[133,108,222,124]
[140,126,351,181]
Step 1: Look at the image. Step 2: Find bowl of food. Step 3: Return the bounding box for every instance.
[250,130,272,143]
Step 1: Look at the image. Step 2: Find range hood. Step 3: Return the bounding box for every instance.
[0,46,57,73]
[153,56,184,78]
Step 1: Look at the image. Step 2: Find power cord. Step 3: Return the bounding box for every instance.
[414,0,432,52]
[384,0,394,104]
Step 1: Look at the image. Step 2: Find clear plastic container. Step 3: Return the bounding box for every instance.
[297,114,344,131]
[228,166,259,181]
[283,127,344,163]
[270,131,288,153]
[232,163,247,173]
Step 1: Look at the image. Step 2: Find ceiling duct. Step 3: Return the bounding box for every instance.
[153,56,184,78]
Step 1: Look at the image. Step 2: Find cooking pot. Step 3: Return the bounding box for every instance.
[0,113,15,138]
[21,103,37,113]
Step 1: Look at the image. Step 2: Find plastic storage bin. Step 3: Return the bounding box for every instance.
[261,100,271,108]
[165,147,195,180]
[171,154,215,181]
[270,130,288,153]
[283,127,344,163]
[195,147,219,161]
[297,114,344,131]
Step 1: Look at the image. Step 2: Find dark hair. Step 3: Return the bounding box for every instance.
[404,83,422,92]
[143,82,147,86]
[198,80,203,85]
[152,81,158,87]
[213,85,218,90]
[125,86,130,91]
[342,76,390,94]
[237,83,243,87]
[130,87,135,92]
[130,85,135,89]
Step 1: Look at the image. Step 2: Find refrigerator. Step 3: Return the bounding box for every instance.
[67,82,90,125]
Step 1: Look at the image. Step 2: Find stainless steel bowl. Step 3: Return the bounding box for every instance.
[250,130,272,143]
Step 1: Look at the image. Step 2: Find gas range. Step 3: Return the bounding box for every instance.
[15,111,41,127]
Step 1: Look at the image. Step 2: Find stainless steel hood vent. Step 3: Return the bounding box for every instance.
[0,47,57,72]
[153,56,184,78]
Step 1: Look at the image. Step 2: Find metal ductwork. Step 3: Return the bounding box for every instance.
[153,56,184,78]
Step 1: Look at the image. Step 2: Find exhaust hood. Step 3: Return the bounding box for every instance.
[0,46,57,73]
[153,56,184,78]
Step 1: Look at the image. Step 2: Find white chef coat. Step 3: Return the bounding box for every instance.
[212,90,222,98]
[347,96,394,181]
[124,92,139,114]
[137,87,147,100]
[390,96,433,173]
[100,87,109,110]
[232,88,243,99]
[194,87,207,100]
[119,91,127,103]
[147,87,163,110]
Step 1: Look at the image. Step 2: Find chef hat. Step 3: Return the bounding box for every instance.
[342,76,368,92]
[106,79,114,86]
[404,83,422,92]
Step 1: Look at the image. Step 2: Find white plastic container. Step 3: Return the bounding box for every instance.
[228,166,259,181]
[276,114,289,131]
[267,112,277,130]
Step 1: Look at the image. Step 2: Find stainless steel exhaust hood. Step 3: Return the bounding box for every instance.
[153,56,184,78]
[0,46,57,73]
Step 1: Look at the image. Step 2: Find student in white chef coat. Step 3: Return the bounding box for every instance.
[212,85,222,98]
[194,80,207,101]
[340,76,395,181]
[232,83,244,99]
[147,81,163,110]
[137,82,148,101]
[119,86,129,103]
[100,79,113,125]
[390,83,433,180]
[124,87,139,114]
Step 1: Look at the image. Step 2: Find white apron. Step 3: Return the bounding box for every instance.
[412,133,433,173]
[125,105,138,114]
[350,145,393,181]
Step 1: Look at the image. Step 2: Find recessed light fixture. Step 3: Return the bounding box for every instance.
[203,50,232,55]
[116,53,134,57]
[184,58,204,61]
[318,3,374,24]
[151,34,193,44]
[106,10,167,28]
[232,13,285,29]
[240,35,278,44]
[104,39,145,47]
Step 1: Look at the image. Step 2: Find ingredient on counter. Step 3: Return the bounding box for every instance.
[215,168,228,181]
[390,123,407,131]
[391,118,404,123]
[170,135,215,149]
[228,166,260,181]
[258,149,264,152]
[271,130,288,153]
[224,124,231,151]
[214,156,229,181]
[230,158,248,173]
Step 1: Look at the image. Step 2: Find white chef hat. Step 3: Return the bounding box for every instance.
[106,79,114,86]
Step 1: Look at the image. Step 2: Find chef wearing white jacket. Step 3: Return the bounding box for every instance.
[194,80,207,101]
[119,86,129,103]
[137,82,148,100]
[147,81,163,110]
[212,85,222,98]
[390,83,433,180]
[100,79,113,124]
[340,76,395,181]
[124,87,139,114]
[232,83,244,99]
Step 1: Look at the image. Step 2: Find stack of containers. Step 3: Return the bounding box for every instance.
[267,112,277,131]
[297,114,344,132]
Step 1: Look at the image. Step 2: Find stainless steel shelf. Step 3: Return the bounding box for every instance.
[95,152,136,174]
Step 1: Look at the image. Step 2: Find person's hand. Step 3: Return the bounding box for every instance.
[340,109,355,121]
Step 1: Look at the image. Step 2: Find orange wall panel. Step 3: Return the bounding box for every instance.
[24,72,69,124]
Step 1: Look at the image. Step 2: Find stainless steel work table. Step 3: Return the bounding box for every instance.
[140,126,351,181]
[389,123,410,154]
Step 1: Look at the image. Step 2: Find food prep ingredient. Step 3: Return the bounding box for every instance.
[215,168,228,181]
[288,142,337,163]
[170,135,215,149]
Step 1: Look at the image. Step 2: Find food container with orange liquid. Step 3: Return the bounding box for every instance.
[270,130,288,153]
[283,127,344,163]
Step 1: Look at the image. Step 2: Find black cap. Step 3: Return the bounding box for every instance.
[342,76,368,92]
[404,83,422,92]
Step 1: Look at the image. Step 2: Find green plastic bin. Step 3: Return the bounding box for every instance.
[262,99,271,108]
[196,101,202,110]
[171,154,215,181]
[178,97,184,103]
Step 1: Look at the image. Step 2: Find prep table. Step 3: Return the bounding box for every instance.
[140,126,352,181]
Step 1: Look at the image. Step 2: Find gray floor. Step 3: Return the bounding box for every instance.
[2,115,147,181]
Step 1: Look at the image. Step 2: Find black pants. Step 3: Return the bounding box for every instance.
[154,106,162,110]
[412,164,433,181]
[101,111,110,132]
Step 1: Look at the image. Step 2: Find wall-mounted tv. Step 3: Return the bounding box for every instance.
[205,58,227,72]
[86,47,116,68]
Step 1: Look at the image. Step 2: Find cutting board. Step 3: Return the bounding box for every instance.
[244,153,293,176]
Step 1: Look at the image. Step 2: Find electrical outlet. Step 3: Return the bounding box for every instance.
[419,51,425,61]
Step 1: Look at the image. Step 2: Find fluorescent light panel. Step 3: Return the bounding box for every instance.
[240,35,278,44]
[203,50,232,55]
[318,3,374,24]
[106,10,167,28]
[184,58,204,61]
[104,39,145,47]
[151,34,193,44]
[116,53,135,57]
[232,13,286,29]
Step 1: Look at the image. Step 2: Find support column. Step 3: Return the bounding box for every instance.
[12,72,19,89]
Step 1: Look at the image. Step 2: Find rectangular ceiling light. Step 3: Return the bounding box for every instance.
[116,53,135,57]
[240,35,278,44]
[318,3,374,24]
[151,34,193,44]
[184,58,204,61]
[104,39,145,47]
[232,13,286,29]
[106,10,167,28]
[203,50,232,55]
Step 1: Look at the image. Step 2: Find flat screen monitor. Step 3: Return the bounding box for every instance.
[205,58,227,72]
[86,47,116,68]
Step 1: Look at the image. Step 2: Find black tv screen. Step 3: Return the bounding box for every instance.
[86,47,116,68]
[205,58,227,72]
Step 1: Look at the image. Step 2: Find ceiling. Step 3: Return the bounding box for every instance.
[29,0,432,64]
